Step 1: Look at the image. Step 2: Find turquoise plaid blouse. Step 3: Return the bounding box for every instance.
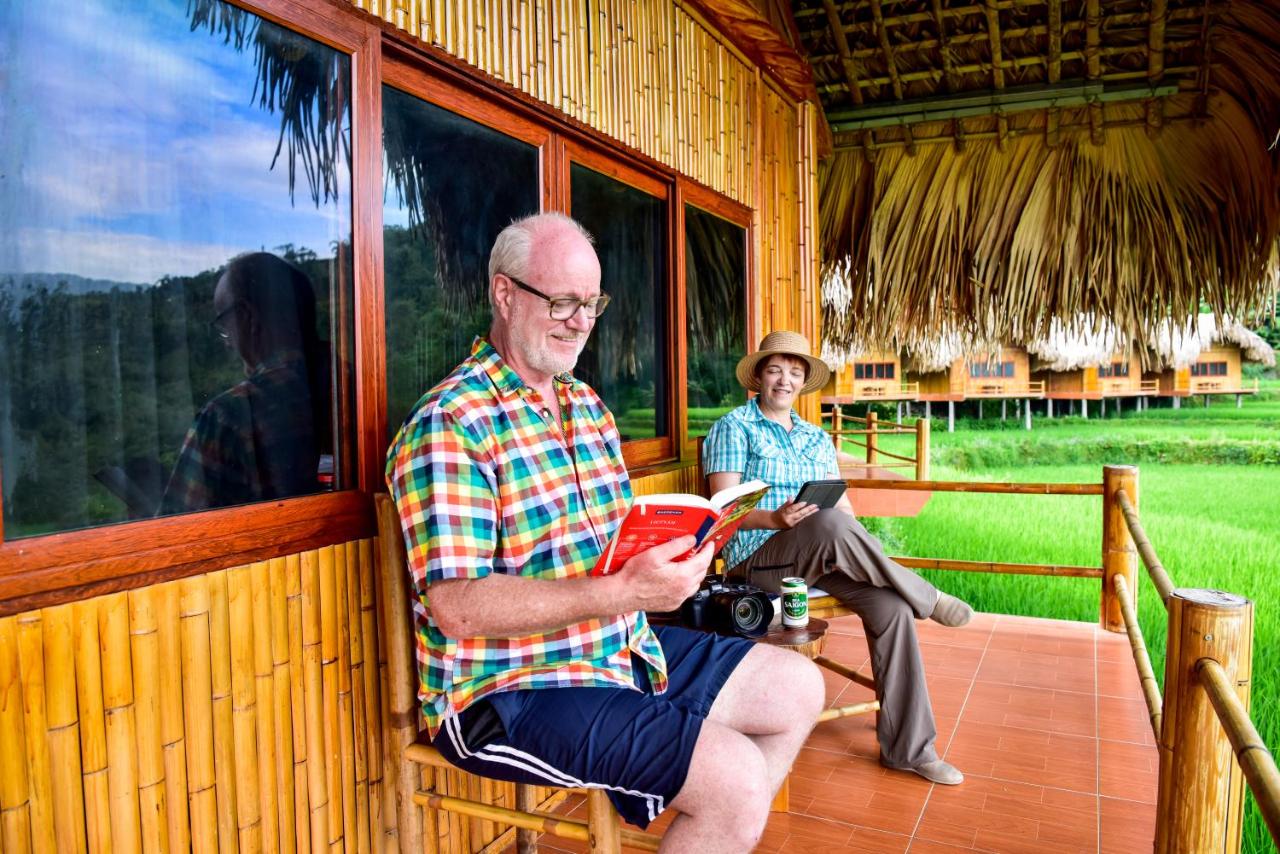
[703,399,840,570]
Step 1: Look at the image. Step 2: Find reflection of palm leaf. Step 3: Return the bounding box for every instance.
[686,209,745,353]
[188,0,349,206]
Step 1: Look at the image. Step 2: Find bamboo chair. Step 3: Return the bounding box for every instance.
[374,494,660,854]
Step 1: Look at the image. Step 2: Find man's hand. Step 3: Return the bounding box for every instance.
[611,535,715,612]
[770,500,818,530]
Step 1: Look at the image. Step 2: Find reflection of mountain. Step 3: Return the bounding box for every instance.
[1,272,149,296]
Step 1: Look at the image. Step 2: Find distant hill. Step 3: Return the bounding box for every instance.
[0,272,150,296]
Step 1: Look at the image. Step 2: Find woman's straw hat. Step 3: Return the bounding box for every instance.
[735,330,831,395]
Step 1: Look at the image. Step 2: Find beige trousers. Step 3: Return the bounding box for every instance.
[728,509,941,768]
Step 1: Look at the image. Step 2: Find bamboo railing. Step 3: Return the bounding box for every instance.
[841,466,1280,851]
[824,405,931,479]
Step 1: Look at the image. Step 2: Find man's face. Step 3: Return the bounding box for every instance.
[758,354,808,411]
[502,234,601,377]
[212,274,254,373]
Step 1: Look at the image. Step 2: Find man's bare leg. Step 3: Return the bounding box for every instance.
[663,647,822,853]
[707,644,825,794]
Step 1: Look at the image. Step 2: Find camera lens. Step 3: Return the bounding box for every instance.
[733,597,767,635]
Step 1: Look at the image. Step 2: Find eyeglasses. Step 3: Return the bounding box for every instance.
[506,275,610,320]
[211,303,239,339]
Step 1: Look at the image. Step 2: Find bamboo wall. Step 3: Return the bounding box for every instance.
[0,545,388,853]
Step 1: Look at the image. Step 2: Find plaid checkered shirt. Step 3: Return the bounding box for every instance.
[702,398,840,570]
[386,337,668,737]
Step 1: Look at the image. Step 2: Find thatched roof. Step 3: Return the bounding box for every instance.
[786,0,1280,354]
[1149,314,1277,368]
[1025,316,1124,372]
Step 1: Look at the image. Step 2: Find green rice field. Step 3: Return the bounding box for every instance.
[853,383,1280,853]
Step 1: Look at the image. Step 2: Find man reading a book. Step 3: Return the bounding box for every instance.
[386,213,823,853]
[703,331,974,786]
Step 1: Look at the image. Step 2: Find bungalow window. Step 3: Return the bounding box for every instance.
[684,202,747,439]
[0,0,354,537]
[381,86,540,436]
[1191,361,1228,377]
[571,162,669,446]
[1099,362,1130,378]
[969,360,1013,379]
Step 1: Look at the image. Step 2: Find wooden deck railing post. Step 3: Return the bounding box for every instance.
[1156,589,1253,853]
[1101,465,1139,633]
[834,405,843,453]
[866,410,878,464]
[915,417,930,480]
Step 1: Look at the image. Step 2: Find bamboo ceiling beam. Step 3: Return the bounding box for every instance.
[929,0,963,151]
[1146,0,1167,137]
[1085,0,1103,144]
[821,0,878,158]
[868,0,913,152]
[832,112,1201,152]
[1047,0,1062,147]
[983,0,1008,147]
[798,0,1045,31]
[816,46,1202,95]
[809,7,1215,64]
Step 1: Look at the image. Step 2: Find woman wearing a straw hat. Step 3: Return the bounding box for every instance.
[703,330,971,785]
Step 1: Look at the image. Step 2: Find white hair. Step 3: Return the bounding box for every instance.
[487,212,594,305]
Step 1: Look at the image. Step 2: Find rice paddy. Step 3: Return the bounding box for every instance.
[852,384,1280,853]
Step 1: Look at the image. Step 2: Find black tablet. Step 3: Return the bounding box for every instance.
[793,479,847,509]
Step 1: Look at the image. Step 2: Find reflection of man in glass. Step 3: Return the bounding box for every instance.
[161,252,331,513]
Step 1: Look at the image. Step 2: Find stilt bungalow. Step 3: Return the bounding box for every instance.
[821,348,918,402]
[1147,315,1277,407]
[3,0,1280,852]
[903,337,965,432]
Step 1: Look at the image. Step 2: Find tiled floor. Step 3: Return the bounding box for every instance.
[539,612,1158,853]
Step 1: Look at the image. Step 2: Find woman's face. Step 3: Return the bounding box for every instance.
[757,354,808,413]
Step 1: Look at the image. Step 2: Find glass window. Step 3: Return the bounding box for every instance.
[381,87,540,434]
[886,363,895,380]
[855,364,865,380]
[0,0,353,537]
[684,205,745,438]
[571,165,667,441]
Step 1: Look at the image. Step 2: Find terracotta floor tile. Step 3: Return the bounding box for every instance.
[1098,739,1158,803]
[961,681,1096,738]
[1095,659,1144,700]
[914,801,982,848]
[925,675,978,720]
[1099,796,1156,854]
[919,642,987,680]
[907,839,978,853]
[1096,695,1157,747]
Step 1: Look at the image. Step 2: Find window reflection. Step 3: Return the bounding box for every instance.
[685,205,746,438]
[571,165,668,441]
[0,0,352,537]
[381,87,540,433]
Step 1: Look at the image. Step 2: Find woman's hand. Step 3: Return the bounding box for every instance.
[770,500,818,530]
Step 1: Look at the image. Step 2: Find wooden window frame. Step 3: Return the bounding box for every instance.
[0,0,759,614]
[0,0,383,616]
[675,180,753,465]
[562,138,676,470]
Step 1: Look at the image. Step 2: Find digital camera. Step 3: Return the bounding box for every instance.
[679,574,773,638]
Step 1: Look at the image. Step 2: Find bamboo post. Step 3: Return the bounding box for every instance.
[865,409,878,464]
[1155,589,1253,853]
[1101,465,1139,633]
[0,616,33,854]
[41,605,87,854]
[179,576,220,852]
[915,417,930,480]
[16,612,57,852]
[586,789,622,854]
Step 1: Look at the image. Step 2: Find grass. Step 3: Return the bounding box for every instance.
[859,386,1279,853]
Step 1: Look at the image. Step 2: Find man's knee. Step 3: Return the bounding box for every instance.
[787,657,825,722]
[675,727,772,840]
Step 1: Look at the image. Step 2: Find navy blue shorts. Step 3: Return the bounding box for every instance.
[430,625,754,828]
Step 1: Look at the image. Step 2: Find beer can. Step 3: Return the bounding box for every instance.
[780,577,809,628]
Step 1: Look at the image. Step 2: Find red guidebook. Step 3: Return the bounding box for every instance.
[590,480,770,576]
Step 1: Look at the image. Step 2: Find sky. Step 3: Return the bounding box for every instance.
[0,0,352,285]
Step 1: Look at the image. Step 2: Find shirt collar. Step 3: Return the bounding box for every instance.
[472,336,579,399]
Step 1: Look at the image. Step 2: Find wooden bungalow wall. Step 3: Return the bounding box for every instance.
[966,347,1032,394]
[0,2,820,852]
[1191,345,1245,391]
